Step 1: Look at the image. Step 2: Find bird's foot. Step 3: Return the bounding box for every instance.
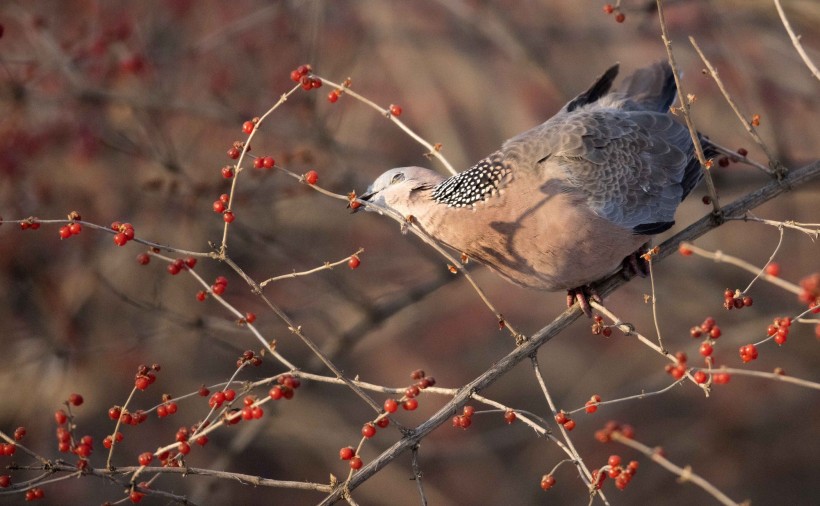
[567,286,602,318]
[621,247,650,280]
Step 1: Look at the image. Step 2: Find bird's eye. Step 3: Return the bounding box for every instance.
[390,173,405,185]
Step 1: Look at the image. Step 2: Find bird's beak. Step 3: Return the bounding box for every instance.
[350,190,374,214]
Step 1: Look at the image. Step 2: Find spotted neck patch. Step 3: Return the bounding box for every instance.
[431,154,511,208]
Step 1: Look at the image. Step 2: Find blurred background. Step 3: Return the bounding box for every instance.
[0,0,818,504]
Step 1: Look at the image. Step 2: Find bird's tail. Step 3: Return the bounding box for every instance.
[618,61,678,112]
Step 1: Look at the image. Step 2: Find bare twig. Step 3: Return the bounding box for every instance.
[773,0,820,82]
[689,37,783,174]
[611,432,742,506]
[655,0,721,213]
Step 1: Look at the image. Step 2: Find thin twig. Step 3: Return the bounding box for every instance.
[655,0,721,213]
[679,241,802,295]
[611,432,743,506]
[260,248,365,287]
[689,37,783,175]
[773,0,820,82]
[410,445,428,506]
[320,76,458,176]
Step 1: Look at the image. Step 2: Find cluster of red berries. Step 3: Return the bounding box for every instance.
[594,420,635,443]
[723,288,753,310]
[157,394,179,418]
[290,64,322,91]
[208,388,236,409]
[716,147,749,168]
[134,363,160,391]
[452,405,476,429]
[554,411,576,431]
[174,425,201,454]
[738,343,759,363]
[269,374,301,401]
[799,272,820,309]
[238,395,265,422]
[339,446,362,470]
[599,454,640,491]
[252,155,276,170]
[19,217,41,230]
[167,257,196,275]
[24,487,45,501]
[591,315,613,337]
[585,394,602,413]
[767,316,792,345]
[236,349,262,368]
[58,212,83,238]
[211,275,229,296]
[102,429,124,449]
[111,221,136,246]
[664,351,689,380]
[602,3,626,23]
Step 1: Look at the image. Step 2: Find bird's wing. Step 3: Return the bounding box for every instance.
[557,110,696,233]
[543,109,698,234]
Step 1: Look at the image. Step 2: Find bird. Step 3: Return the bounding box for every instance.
[358,62,708,316]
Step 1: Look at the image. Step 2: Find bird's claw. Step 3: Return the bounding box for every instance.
[567,286,601,318]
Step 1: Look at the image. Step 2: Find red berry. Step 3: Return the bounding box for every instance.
[349,456,363,470]
[389,104,402,117]
[678,244,693,256]
[211,283,226,295]
[304,170,319,185]
[540,474,556,491]
[405,385,420,398]
[563,419,576,431]
[361,423,376,438]
[504,410,516,424]
[376,417,389,428]
[554,412,568,424]
[223,211,235,223]
[227,147,240,159]
[242,121,254,134]
[290,69,301,82]
[699,341,713,357]
[0,475,10,488]
[713,372,731,384]
[69,393,83,406]
[608,454,622,468]
[410,369,425,380]
[212,200,225,213]
[269,386,283,400]
[585,400,598,414]
[384,398,398,413]
[339,446,355,460]
[221,166,234,178]
[403,398,418,411]
[14,427,26,441]
[262,156,275,169]
[113,232,128,246]
[462,405,475,417]
[297,64,311,76]
[130,490,144,503]
[615,12,625,23]
[195,436,208,446]
[348,255,361,269]
[59,225,71,239]
[55,409,67,425]
[178,441,190,455]
[709,327,721,339]
[693,371,708,384]
[138,452,153,466]
[603,4,614,14]
[328,90,340,103]
[765,262,780,277]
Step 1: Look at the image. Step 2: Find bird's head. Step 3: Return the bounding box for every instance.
[357,166,444,216]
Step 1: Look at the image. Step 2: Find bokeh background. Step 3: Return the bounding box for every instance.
[1,1,818,504]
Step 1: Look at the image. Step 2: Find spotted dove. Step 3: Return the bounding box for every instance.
[359,62,708,316]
